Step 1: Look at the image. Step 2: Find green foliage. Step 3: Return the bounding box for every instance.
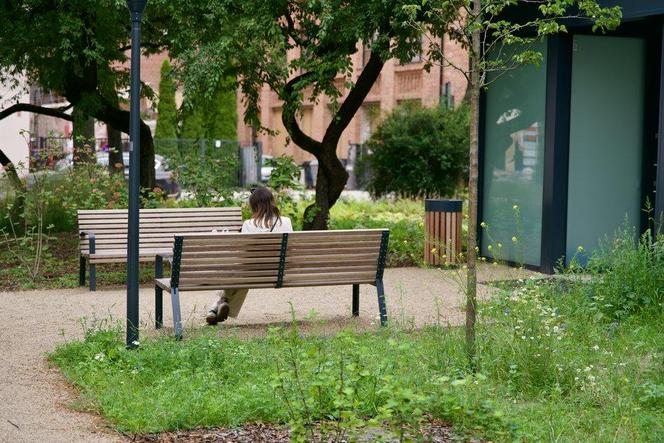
[50,323,512,440]
[403,0,621,84]
[155,59,178,141]
[178,78,237,141]
[578,226,664,321]
[207,80,238,141]
[328,198,426,267]
[365,103,469,198]
[50,274,664,441]
[265,156,303,224]
[165,1,427,133]
[266,156,301,192]
[167,140,240,207]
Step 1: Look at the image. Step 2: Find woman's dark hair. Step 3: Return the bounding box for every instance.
[249,187,281,229]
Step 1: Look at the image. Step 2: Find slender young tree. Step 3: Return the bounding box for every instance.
[155,59,178,141]
[403,0,621,363]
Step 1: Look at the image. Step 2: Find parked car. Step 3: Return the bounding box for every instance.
[55,152,179,196]
[260,155,273,183]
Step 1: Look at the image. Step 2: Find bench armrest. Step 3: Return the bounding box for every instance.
[79,231,96,254]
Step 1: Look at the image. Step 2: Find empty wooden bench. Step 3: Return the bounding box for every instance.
[154,229,390,339]
[78,207,243,291]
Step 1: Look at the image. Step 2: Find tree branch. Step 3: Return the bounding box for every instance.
[281,72,323,157]
[0,103,73,122]
[323,49,384,146]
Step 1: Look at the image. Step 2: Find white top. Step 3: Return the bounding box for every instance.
[241,216,293,233]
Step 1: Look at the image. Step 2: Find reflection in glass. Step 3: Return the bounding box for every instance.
[481,40,547,266]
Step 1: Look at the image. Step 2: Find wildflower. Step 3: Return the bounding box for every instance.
[431,248,437,253]
[593,345,600,351]
[577,245,585,253]
[512,204,519,210]
[480,221,487,228]
[94,353,105,361]
[487,245,493,251]
[512,236,518,243]
[497,242,503,248]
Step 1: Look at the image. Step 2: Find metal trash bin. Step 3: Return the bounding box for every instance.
[424,199,463,266]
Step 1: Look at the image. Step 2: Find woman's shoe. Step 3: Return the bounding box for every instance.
[206,308,219,325]
[216,301,230,322]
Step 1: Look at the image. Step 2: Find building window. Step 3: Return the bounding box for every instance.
[481,40,547,266]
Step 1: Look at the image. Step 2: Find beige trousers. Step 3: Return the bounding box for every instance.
[215,289,249,318]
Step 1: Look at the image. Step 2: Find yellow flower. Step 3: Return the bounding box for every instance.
[431,248,437,253]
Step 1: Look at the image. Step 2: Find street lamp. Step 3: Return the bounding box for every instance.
[126,0,148,348]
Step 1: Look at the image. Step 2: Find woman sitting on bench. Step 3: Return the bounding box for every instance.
[206,186,293,325]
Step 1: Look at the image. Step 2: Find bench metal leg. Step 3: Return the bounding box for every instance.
[155,255,163,329]
[89,264,96,292]
[352,284,360,317]
[376,279,387,326]
[155,286,163,329]
[171,288,183,340]
[79,256,86,286]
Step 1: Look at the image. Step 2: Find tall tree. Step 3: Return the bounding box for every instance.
[205,79,237,141]
[0,1,174,192]
[162,0,430,229]
[403,0,621,363]
[155,59,178,140]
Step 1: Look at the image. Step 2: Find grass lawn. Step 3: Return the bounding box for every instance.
[50,277,664,442]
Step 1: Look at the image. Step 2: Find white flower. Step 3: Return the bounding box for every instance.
[94,353,105,361]
[593,345,600,351]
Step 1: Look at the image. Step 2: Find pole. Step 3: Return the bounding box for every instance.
[126,0,147,348]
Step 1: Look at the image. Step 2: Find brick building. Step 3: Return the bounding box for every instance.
[236,36,468,164]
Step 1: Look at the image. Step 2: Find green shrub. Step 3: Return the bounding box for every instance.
[328,198,424,266]
[365,103,469,198]
[583,227,664,320]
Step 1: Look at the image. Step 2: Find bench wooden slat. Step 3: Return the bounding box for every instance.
[78,207,241,215]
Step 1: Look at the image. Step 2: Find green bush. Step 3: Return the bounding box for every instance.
[328,198,424,266]
[365,103,469,198]
[582,226,664,320]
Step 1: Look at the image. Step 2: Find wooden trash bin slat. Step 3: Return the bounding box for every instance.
[424,199,462,266]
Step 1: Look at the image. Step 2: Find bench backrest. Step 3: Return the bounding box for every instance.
[171,229,389,291]
[78,207,243,254]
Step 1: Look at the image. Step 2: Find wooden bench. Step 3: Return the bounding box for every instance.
[78,207,243,291]
[154,229,390,339]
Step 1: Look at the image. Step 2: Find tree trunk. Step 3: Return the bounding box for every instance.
[72,108,96,165]
[303,147,348,230]
[107,123,124,174]
[92,99,156,192]
[0,148,26,229]
[139,122,156,193]
[466,0,482,366]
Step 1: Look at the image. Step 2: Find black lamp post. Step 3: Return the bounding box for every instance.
[126,0,147,348]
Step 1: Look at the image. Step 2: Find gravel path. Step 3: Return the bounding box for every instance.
[0,265,532,442]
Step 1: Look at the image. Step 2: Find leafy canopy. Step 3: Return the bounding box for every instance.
[158,0,429,131]
[402,0,622,85]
